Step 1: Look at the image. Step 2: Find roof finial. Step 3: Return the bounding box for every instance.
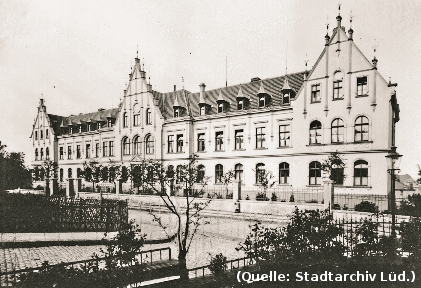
[350,10,353,28]
[304,53,308,69]
[136,44,139,58]
[182,76,184,90]
[373,38,378,56]
[338,2,341,15]
[285,41,288,76]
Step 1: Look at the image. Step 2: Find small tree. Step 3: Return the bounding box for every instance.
[41,159,58,197]
[221,169,235,198]
[321,151,346,184]
[145,154,210,281]
[83,160,102,191]
[253,168,275,199]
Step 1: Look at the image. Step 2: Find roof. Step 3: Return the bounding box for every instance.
[395,174,417,191]
[47,114,66,135]
[152,71,305,120]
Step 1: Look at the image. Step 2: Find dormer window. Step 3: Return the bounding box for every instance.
[107,119,112,127]
[200,106,206,116]
[283,93,290,105]
[217,103,224,113]
[174,108,180,118]
[259,96,266,108]
[79,125,82,133]
[69,126,73,134]
[237,100,243,110]
[98,123,102,129]
[87,124,91,131]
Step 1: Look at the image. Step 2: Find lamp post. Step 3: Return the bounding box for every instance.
[385,146,402,238]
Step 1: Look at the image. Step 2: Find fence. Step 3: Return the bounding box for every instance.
[0,247,172,287]
[188,256,253,279]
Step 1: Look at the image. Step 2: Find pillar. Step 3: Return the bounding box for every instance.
[49,178,58,196]
[66,178,74,197]
[115,179,122,195]
[323,179,334,211]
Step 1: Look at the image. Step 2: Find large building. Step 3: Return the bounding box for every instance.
[30,12,399,195]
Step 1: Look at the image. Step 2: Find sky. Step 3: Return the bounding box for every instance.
[0,0,420,177]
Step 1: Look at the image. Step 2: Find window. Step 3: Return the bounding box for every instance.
[354,160,368,186]
[103,141,108,157]
[59,147,63,160]
[200,106,206,116]
[59,168,63,182]
[309,161,321,185]
[35,148,38,160]
[133,136,141,155]
[46,147,49,159]
[76,145,81,159]
[311,84,321,102]
[146,108,152,124]
[283,93,290,105]
[256,127,266,148]
[77,168,82,178]
[46,129,49,139]
[235,129,244,150]
[35,131,38,140]
[109,141,114,156]
[176,135,183,153]
[95,143,99,157]
[69,126,73,134]
[259,96,265,108]
[354,116,369,142]
[87,123,91,131]
[122,137,130,155]
[331,118,344,143]
[174,108,179,118]
[168,135,174,153]
[40,148,44,160]
[133,114,140,126]
[215,131,224,151]
[235,164,243,183]
[215,164,223,184]
[218,103,224,113]
[123,112,128,127]
[40,130,43,139]
[97,123,101,130]
[86,144,90,158]
[357,76,368,96]
[67,146,72,159]
[145,135,154,154]
[279,162,290,184]
[333,80,343,100]
[68,168,72,178]
[78,125,82,133]
[255,163,265,184]
[107,119,112,127]
[197,133,205,152]
[197,165,205,183]
[279,124,291,147]
[309,120,322,144]
[237,100,244,110]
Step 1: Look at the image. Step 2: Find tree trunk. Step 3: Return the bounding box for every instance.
[178,249,189,282]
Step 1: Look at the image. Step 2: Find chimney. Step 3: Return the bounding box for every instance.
[199,83,206,102]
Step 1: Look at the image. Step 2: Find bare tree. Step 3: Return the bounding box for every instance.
[221,169,235,198]
[145,154,210,280]
[41,159,58,196]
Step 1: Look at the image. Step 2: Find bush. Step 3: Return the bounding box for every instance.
[245,195,250,200]
[399,194,421,217]
[354,201,379,213]
[256,192,269,201]
[271,193,278,201]
[209,253,227,276]
[35,185,44,190]
[289,195,295,202]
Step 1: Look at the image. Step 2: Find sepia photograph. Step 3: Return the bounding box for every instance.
[1,0,421,287]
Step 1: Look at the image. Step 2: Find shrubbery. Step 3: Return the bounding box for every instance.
[399,193,421,217]
[209,253,227,276]
[354,201,379,213]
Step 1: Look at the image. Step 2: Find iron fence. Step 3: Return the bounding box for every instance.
[188,256,253,279]
[0,247,172,287]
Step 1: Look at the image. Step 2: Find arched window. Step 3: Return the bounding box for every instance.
[146,108,152,124]
[145,135,154,154]
[68,168,73,178]
[59,168,63,182]
[255,163,265,184]
[122,137,131,155]
[237,100,244,110]
[133,114,140,126]
[218,103,224,113]
[309,120,322,144]
[40,148,44,160]
[133,136,141,155]
[174,108,179,118]
[200,106,205,116]
[235,164,243,183]
[197,164,205,183]
[215,164,223,184]
[279,162,290,184]
[39,168,45,181]
[331,118,344,143]
[355,116,369,142]
[354,160,368,186]
[77,168,82,178]
[259,96,265,108]
[46,147,50,159]
[123,112,128,127]
[35,148,38,160]
[309,161,321,185]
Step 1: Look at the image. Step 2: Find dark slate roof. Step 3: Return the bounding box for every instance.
[152,71,305,120]
[54,108,119,136]
[47,114,66,135]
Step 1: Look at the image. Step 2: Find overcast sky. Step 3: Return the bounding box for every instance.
[1,0,420,177]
